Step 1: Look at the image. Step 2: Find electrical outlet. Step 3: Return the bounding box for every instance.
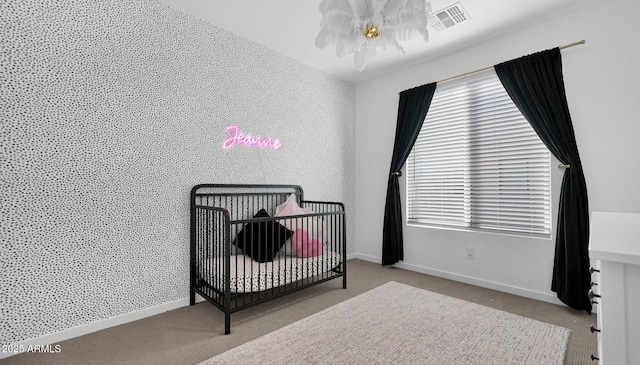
[466,247,475,260]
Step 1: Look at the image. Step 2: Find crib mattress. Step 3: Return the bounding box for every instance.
[201,251,342,293]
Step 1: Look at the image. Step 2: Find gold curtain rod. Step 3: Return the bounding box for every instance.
[437,39,586,84]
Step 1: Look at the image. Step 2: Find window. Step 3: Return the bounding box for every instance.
[406,69,551,238]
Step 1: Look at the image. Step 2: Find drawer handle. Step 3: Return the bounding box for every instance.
[591,300,598,305]
[590,281,598,286]
[588,289,601,300]
[591,354,600,361]
[589,267,600,274]
[590,325,601,333]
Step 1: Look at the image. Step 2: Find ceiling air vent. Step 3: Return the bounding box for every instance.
[429,2,469,32]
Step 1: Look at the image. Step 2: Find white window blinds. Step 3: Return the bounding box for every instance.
[406,69,551,238]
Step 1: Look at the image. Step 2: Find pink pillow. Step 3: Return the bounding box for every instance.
[291,229,323,258]
[275,194,328,245]
[275,194,312,232]
[278,198,312,217]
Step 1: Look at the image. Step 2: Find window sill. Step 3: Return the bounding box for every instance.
[406,221,552,240]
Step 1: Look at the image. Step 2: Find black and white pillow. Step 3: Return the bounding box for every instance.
[232,209,293,263]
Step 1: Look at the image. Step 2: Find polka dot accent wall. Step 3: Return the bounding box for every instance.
[0,0,355,345]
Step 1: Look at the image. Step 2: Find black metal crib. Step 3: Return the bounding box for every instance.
[190,184,347,334]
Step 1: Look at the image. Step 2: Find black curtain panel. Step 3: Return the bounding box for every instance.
[494,48,591,313]
[382,82,437,266]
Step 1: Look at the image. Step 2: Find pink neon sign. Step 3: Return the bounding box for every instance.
[222,125,282,150]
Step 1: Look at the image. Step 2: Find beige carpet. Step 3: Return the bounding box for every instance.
[202,281,570,365]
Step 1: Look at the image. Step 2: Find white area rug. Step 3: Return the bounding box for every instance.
[200,281,570,365]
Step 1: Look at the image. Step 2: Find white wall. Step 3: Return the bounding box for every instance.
[354,0,640,303]
[0,0,355,350]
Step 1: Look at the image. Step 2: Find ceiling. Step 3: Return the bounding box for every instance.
[156,0,587,85]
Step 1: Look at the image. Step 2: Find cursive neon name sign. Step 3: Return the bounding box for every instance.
[222,125,282,150]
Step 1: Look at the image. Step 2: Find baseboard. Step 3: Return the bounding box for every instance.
[0,298,189,360]
[352,253,565,306]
